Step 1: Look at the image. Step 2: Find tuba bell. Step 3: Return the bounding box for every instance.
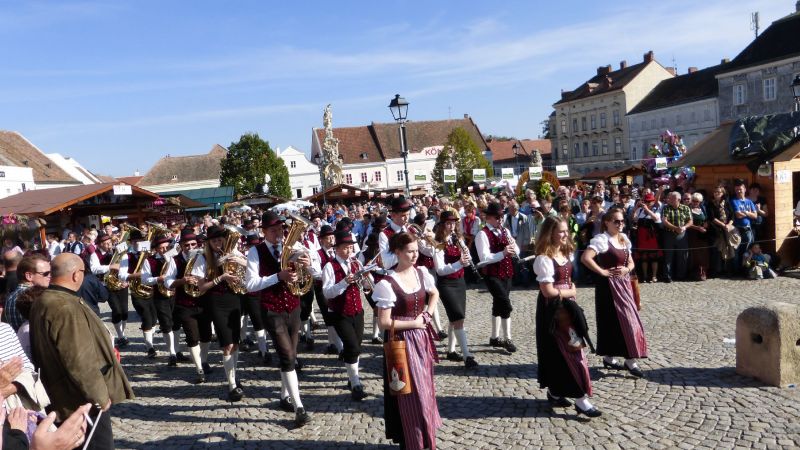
[128,224,155,299]
[280,213,314,296]
[104,226,131,290]
[222,225,248,295]
[183,249,203,298]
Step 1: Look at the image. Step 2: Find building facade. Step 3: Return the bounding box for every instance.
[275,146,322,199]
[45,153,102,185]
[487,139,552,175]
[550,51,674,174]
[0,166,35,199]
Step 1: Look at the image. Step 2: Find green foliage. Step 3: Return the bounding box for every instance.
[433,127,493,194]
[219,133,290,198]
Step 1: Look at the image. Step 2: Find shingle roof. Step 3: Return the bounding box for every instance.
[117,176,143,186]
[719,12,800,74]
[313,118,488,164]
[487,139,552,163]
[0,131,79,184]
[628,64,729,115]
[0,182,158,216]
[139,144,227,186]
[554,60,652,105]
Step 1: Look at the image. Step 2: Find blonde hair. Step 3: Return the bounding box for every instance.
[534,216,575,258]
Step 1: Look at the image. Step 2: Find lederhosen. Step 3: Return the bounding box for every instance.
[128,251,157,331]
[256,242,301,372]
[299,235,317,323]
[172,252,213,347]
[438,238,467,322]
[314,247,335,326]
[327,258,364,364]
[205,253,242,347]
[480,226,514,318]
[98,251,129,325]
[148,255,175,335]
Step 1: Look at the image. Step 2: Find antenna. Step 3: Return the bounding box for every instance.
[448,106,452,120]
[671,55,677,74]
[750,12,759,39]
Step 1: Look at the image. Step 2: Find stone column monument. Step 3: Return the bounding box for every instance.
[321,104,344,185]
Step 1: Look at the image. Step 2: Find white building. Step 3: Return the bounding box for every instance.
[45,153,102,185]
[276,146,322,199]
[0,166,35,199]
[310,115,489,193]
[0,130,81,191]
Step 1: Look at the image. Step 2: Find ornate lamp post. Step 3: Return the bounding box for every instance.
[792,75,800,112]
[388,94,410,197]
[512,141,520,175]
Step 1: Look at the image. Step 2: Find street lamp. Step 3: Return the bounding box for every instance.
[791,75,800,112]
[512,142,520,175]
[313,153,328,207]
[389,94,410,197]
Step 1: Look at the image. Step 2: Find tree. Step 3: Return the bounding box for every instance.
[432,127,493,194]
[219,133,291,198]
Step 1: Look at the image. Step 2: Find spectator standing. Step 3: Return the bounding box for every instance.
[661,191,693,282]
[687,193,710,280]
[3,254,51,332]
[707,186,735,276]
[730,179,758,275]
[747,183,768,241]
[2,251,22,296]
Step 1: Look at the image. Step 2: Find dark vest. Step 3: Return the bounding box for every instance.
[386,268,428,318]
[481,226,513,279]
[173,253,199,308]
[442,242,465,279]
[315,247,335,288]
[147,256,169,299]
[254,242,299,313]
[327,259,363,316]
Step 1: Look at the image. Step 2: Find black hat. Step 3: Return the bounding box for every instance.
[261,211,283,228]
[180,228,198,242]
[246,233,261,245]
[336,220,352,232]
[206,225,227,239]
[97,233,112,244]
[319,225,335,237]
[439,210,459,223]
[334,231,355,246]
[153,234,172,246]
[129,229,144,241]
[372,216,388,230]
[390,196,412,212]
[483,202,504,218]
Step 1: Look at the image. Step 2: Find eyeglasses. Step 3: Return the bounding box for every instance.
[34,271,51,277]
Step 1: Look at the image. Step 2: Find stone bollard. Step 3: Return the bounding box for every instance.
[736,302,800,387]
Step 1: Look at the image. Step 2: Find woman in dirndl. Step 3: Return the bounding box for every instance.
[630,192,662,283]
[534,216,599,417]
[581,208,648,378]
[372,232,442,450]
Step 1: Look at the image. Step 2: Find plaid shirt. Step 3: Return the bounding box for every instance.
[662,203,692,231]
[2,284,29,332]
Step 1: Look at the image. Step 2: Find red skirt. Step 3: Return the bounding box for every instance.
[635,226,662,260]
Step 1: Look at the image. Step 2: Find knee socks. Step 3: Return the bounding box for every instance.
[164,331,177,356]
[447,326,457,353]
[455,328,472,357]
[301,320,309,337]
[223,354,236,391]
[189,345,203,374]
[345,359,361,388]
[501,318,512,340]
[114,321,126,339]
[576,394,594,411]
[281,370,303,410]
[143,329,154,350]
[256,329,268,354]
[327,326,343,351]
[199,342,210,363]
[371,314,380,339]
[491,316,501,339]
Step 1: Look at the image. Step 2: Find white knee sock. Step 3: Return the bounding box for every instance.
[301,320,309,337]
[372,314,380,339]
[232,349,239,368]
[114,321,125,339]
[502,318,512,340]
[576,394,594,410]
[491,316,501,339]
[223,354,236,391]
[345,360,361,387]
[164,332,176,356]
[199,342,210,363]
[240,316,248,341]
[447,326,456,353]
[455,328,472,357]
[143,330,154,349]
[310,310,318,325]
[282,370,303,410]
[432,308,443,332]
[189,345,203,374]
[603,355,618,364]
[625,358,639,370]
[327,327,343,351]
[256,329,268,353]
[280,375,289,399]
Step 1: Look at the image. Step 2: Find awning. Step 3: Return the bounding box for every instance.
[0,183,159,216]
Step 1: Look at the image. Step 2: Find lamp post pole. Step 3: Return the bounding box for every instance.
[791,75,800,137]
[389,94,411,197]
[512,141,520,176]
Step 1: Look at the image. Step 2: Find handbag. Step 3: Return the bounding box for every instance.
[383,319,413,395]
[630,274,642,311]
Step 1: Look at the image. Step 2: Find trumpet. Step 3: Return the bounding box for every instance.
[349,257,378,294]
[453,232,482,280]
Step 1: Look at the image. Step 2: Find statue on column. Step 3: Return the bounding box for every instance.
[530,149,543,168]
[321,104,344,185]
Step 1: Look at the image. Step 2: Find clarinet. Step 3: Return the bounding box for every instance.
[501,226,521,263]
[453,232,482,280]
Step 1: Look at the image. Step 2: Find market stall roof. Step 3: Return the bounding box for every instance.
[0,183,159,216]
[160,194,207,209]
[305,183,429,204]
[235,193,288,207]
[581,165,643,181]
[670,123,756,168]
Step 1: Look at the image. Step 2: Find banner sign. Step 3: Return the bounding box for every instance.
[556,165,570,178]
[655,157,668,170]
[443,169,456,183]
[501,168,514,180]
[529,166,542,180]
[414,170,427,182]
[472,168,486,182]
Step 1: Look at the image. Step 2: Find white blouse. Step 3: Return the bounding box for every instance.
[588,232,632,254]
[372,267,436,310]
[533,253,573,283]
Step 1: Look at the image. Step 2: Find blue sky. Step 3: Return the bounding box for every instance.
[0,0,792,176]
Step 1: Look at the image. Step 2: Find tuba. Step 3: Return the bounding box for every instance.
[280,213,314,296]
[159,253,176,298]
[128,225,156,299]
[222,225,248,295]
[183,249,203,298]
[104,227,131,290]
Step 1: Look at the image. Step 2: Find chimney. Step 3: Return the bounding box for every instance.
[619,60,627,70]
[643,50,654,62]
[721,58,730,64]
[666,67,676,76]
[463,113,470,119]
[597,65,612,76]
[688,67,698,74]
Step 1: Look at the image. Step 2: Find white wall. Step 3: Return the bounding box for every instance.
[45,153,101,185]
[627,97,719,160]
[0,166,35,199]
[277,146,323,199]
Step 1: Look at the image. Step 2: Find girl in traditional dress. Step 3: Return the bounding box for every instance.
[534,217,599,417]
[581,208,648,378]
[372,232,442,449]
[630,192,662,283]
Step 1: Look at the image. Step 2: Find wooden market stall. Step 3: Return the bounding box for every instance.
[305,183,428,205]
[672,122,800,267]
[581,164,644,185]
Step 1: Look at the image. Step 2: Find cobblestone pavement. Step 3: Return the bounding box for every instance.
[108,276,800,449]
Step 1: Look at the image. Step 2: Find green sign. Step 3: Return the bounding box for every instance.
[472,168,486,182]
[556,165,570,178]
[443,169,456,183]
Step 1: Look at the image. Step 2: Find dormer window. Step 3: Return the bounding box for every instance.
[360,153,368,160]
[171,175,178,181]
[290,161,297,168]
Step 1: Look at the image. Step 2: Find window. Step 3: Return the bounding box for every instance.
[632,146,637,161]
[641,121,646,131]
[345,174,353,184]
[676,114,682,125]
[574,142,580,158]
[613,110,620,126]
[290,161,296,168]
[600,112,607,128]
[360,172,368,183]
[591,141,599,156]
[590,115,597,129]
[561,120,567,133]
[733,84,746,105]
[572,118,578,132]
[704,109,711,121]
[295,188,302,199]
[583,142,589,157]
[171,175,178,181]
[614,137,622,154]
[581,117,587,131]
[396,170,404,182]
[562,143,568,159]
[650,119,656,129]
[763,77,776,101]
[661,117,667,128]
[374,171,382,182]
[312,187,319,194]
[601,139,609,155]
[0,171,5,177]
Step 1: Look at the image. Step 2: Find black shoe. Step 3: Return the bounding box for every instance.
[176,352,190,363]
[626,365,645,378]
[193,372,206,384]
[602,359,625,371]
[575,404,602,418]
[294,407,311,427]
[202,362,213,374]
[664,277,673,284]
[437,330,448,341]
[446,352,464,362]
[146,348,157,359]
[371,336,384,345]
[240,339,255,353]
[489,338,504,348]
[351,385,367,401]
[116,337,130,348]
[168,355,178,367]
[227,387,244,402]
[504,340,517,353]
[464,356,478,369]
[259,351,272,366]
[295,359,303,374]
[546,392,572,408]
[304,337,315,351]
[279,396,294,412]
[326,344,339,355]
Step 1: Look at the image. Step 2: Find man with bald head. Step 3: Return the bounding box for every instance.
[29,253,134,450]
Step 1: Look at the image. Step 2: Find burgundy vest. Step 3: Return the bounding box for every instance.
[98,251,113,266]
[481,226,514,279]
[442,242,465,279]
[552,258,573,288]
[327,259,363,316]
[416,252,434,271]
[254,242,299,313]
[315,247,335,288]
[173,253,199,307]
[597,242,630,270]
[147,256,169,298]
[463,216,477,237]
[386,268,428,318]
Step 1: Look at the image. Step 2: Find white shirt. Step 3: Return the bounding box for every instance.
[587,232,632,254]
[371,268,435,310]
[460,215,482,236]
[307,246,328,280]
[163,251,192,289]
[141,254,174,286]
[90,250,129,281]
[243,241,309,292]
[378,221,408,269]
[474,224,519,265]
[433,239,464,276]
[322,255,356,300]
[47,241,62,259]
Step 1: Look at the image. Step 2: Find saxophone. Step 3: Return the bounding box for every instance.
[222,225,248,295]
[281,213,314,296]
[104,228,131,290]
[183,249,203,298]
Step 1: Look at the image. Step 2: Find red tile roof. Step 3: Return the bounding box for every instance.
[117,176,144,186]
[487,139,552,163]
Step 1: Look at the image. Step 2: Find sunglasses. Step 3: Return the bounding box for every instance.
[34,271,51,277]
[611,219,625,226]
